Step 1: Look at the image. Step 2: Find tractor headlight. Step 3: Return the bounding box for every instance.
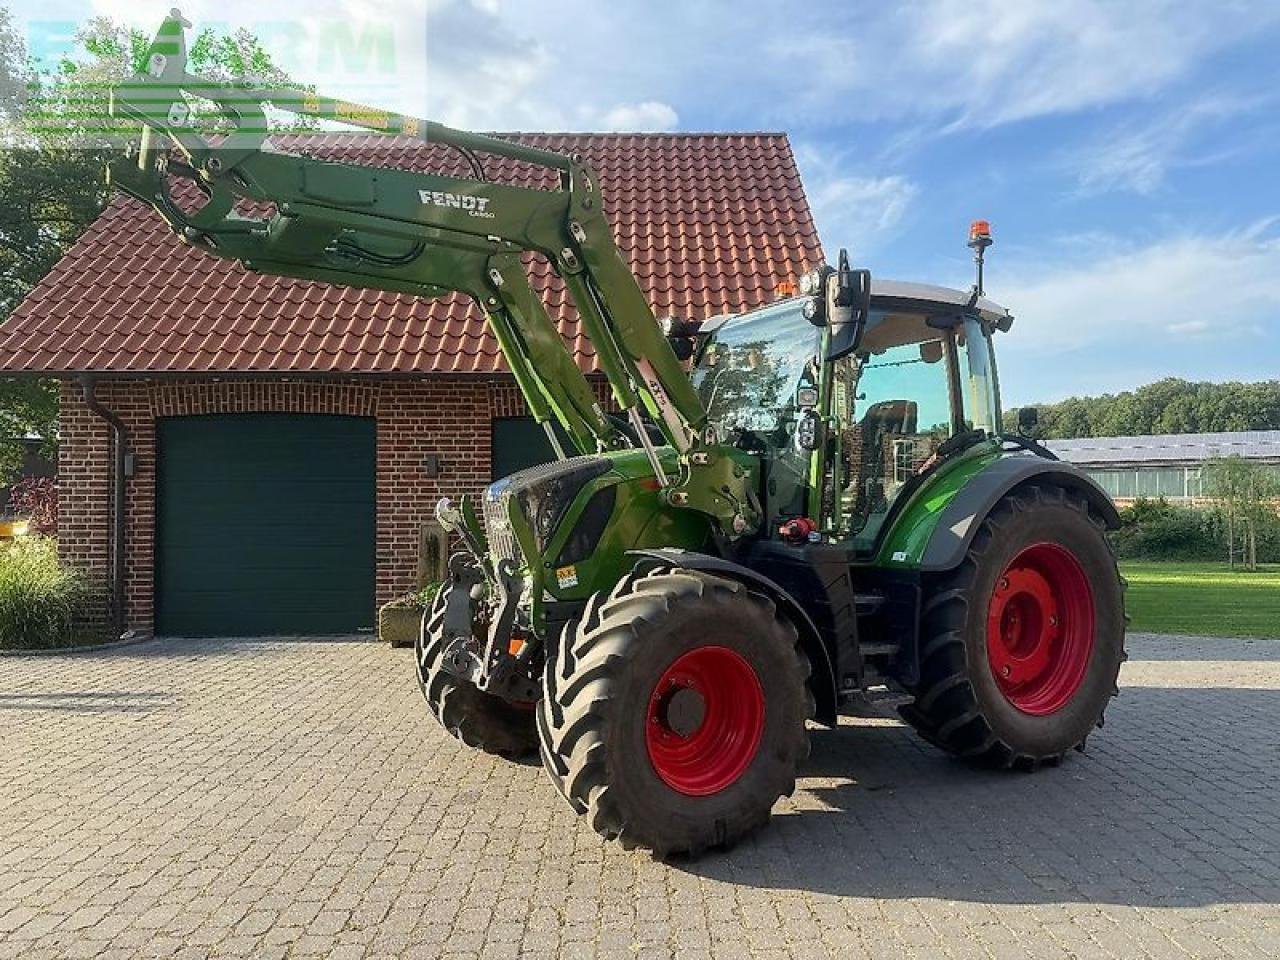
[796,410,820,451]
[555,485,617,568]
[802,296,824,326]
[798,268,825,297]
[511,457,612,555]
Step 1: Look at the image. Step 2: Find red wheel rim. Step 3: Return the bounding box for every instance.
[986,542,1095,716]
[645,646,765,796]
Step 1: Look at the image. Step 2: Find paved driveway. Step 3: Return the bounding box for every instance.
[1,633,1277,959]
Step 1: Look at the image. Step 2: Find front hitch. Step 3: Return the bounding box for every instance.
[438,558,540,702]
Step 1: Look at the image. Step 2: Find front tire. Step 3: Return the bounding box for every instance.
[901,483,1126,767]
[415,586,538,759]
[537,568,812,856]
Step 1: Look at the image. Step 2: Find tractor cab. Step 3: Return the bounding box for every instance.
[692,279,1014,550]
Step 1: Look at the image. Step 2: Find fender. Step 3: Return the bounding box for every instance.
[918,455,1120,573]
[629,548,839,726]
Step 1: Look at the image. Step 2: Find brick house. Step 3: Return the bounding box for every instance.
[0,132,822,637]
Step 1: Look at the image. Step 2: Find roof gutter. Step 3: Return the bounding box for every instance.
[77,376,130,637]
[0,370,601,383]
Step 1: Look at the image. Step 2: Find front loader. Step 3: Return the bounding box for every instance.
[107,12,1127,855]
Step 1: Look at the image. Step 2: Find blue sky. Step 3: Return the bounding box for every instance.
[10,0,1280,403]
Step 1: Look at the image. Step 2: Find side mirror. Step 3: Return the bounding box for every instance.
[1017,405,1040,435]
[659,316,696,361]
[827,249,871,361]
[667,335,694,361]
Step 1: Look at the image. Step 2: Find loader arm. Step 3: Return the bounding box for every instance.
[104,12,759,536]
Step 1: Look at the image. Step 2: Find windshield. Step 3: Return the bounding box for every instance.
[692,300,821,519]
[692,300,822,446]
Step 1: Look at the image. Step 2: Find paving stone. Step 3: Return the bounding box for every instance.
[0,633,1277,957]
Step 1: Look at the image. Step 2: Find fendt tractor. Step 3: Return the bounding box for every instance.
[109,13,1126,855]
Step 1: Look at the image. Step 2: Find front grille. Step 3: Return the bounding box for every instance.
[481,489,522,567]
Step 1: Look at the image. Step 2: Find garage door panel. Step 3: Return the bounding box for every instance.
[157,413,376,636]
[158,598,367,636]
[162,496,375,531]
[159,552,370,591]
[158,523,372,552]
[159,552,370,587]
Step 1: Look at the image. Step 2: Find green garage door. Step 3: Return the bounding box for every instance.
[491,416,564,480]
[157,413,376,636]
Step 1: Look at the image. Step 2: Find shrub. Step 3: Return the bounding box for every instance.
[385,580,444,610]
[8,477,57,534]
[415,581,444,608]
[1111,504,1222,561]
[1113,495,1280,564]
[1234,510,1280,564]
[1118,496,1177,528]
[0,536,91,649]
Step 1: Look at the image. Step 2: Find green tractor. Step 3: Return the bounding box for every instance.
[109,13,1126,856]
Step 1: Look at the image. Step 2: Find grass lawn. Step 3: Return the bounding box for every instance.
[1120,561,1280,638]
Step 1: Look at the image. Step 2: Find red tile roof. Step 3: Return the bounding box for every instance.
[0,132,823,376]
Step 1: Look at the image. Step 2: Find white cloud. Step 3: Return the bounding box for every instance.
[1070,96,1267,195]
[991,222,1280,402]
[778,0,1280,131]
[792,143,918,253]
[55,0,672,132]
[809,175,918,251]
[597,100,677,133]
[998,222,1280,355]
[55,0,1271,138]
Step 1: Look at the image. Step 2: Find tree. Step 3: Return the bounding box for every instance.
[1008,378,1280,440]
[0,14,308,480]
[0,8,27,126]
[1202,456,1280,571]
[0,378,57,479]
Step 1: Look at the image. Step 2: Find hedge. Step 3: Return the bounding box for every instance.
[1111,498,1280,563]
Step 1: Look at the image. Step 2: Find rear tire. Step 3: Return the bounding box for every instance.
[537,567,812,856]
[900,484,1125,768]
[415,585,538,759]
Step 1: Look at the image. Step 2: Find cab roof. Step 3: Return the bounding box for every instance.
[698,278,1014,337]
[871,279,1013,329]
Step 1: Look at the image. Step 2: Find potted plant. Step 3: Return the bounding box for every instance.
[378,582,442,647]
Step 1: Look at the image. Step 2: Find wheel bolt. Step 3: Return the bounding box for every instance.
[1002,665,1011,677]
[999,577,1009,590]
[1049,616,1058,627]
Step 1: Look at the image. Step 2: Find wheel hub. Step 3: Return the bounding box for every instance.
[986,542,1096,716]
[660,685,707,737]
[989,567,1058,685]
[645,645,765,796]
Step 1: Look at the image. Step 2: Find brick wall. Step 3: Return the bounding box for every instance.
[58,383,113,629]
[376,380,493,603]
[58,377,535,635]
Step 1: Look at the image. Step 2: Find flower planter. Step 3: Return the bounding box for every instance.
[378,602,424,648]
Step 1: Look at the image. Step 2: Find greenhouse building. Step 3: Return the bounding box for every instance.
[1047,430,1280,504]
